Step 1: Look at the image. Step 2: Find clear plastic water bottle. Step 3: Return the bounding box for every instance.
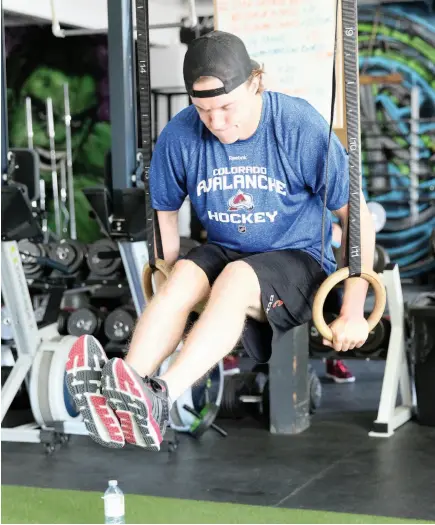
[103,480,125,524]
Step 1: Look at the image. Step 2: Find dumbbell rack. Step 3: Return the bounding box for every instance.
[18,237,141,351]
[1,236,181,453]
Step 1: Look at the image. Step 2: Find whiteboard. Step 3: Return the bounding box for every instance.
[213,0,345,130]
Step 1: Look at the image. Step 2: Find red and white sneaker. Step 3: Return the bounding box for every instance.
[65,335,125,448]
[326,359,355,383]
[101,358,170,451]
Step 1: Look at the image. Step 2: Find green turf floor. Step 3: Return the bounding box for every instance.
[1,485,431,524]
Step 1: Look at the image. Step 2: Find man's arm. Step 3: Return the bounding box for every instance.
[153,210,180,290]
[333,192,376,317]
[156,210,180,266]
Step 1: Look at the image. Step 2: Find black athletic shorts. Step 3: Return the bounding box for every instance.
[183,243,330,364]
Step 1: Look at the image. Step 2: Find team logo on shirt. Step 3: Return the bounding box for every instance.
[228,190,254,211]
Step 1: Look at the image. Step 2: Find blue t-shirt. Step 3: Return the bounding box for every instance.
[149,91,349,275]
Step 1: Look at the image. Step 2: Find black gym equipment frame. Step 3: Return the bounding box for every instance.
[1,13,8,178]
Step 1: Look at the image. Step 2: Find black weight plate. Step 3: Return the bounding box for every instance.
[67,308,99,337]
[190,403,220,438]
[18,239,45,278]
[355,317,386,356]
[87,238,122,277]
[374,245,390,273]
[49,239,86,274]
[308,365,322,414]
[191,361,222,415]
[309,312,337,354]
[104,307,135,343]
[57,310,70,336]
[219,375,247,419]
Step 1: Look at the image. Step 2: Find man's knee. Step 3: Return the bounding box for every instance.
[213,261,261,308]
[157,259,210,309]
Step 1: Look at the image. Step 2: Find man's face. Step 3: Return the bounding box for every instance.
[191,77,256,144]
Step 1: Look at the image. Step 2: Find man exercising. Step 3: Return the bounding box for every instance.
[66,31,375,450]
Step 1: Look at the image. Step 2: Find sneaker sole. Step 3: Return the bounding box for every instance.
[326,373,356,384]
[101,358,162,451]
[65,335,125,448]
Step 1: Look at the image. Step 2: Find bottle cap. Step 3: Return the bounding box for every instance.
[109,480,118,487]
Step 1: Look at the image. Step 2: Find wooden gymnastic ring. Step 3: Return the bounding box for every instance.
[142,259,207,315]
[142,258,173,303]
[312,266,387,342]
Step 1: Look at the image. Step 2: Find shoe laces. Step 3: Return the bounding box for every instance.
[335,360,350,375]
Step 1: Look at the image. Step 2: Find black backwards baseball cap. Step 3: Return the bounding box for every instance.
[183,30,260,98]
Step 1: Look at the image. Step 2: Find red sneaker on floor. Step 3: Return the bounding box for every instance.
[326,359,355,383]
[223,354,240,375]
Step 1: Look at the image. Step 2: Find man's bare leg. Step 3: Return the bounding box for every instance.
[159,261,263,401]
[124,260,210,377]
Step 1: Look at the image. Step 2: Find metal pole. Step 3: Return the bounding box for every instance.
[1,12,9,178]
[63,83,77,239]
[107,0,137,200]
[46,97,62,237]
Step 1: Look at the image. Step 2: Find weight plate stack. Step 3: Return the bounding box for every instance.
[17,239,48,279]
[87,238,123,279]
[104,306,136,344]
[48,239,88,277]
[67,306,106,339]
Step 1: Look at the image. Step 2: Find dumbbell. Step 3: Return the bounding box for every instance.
[67,306,107,339]
[48,239,88,278]
[219,372,263,420]
[104,306,136,344]
[86,238,123,279]
[17,240,51,279]
[218,367,322,423]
